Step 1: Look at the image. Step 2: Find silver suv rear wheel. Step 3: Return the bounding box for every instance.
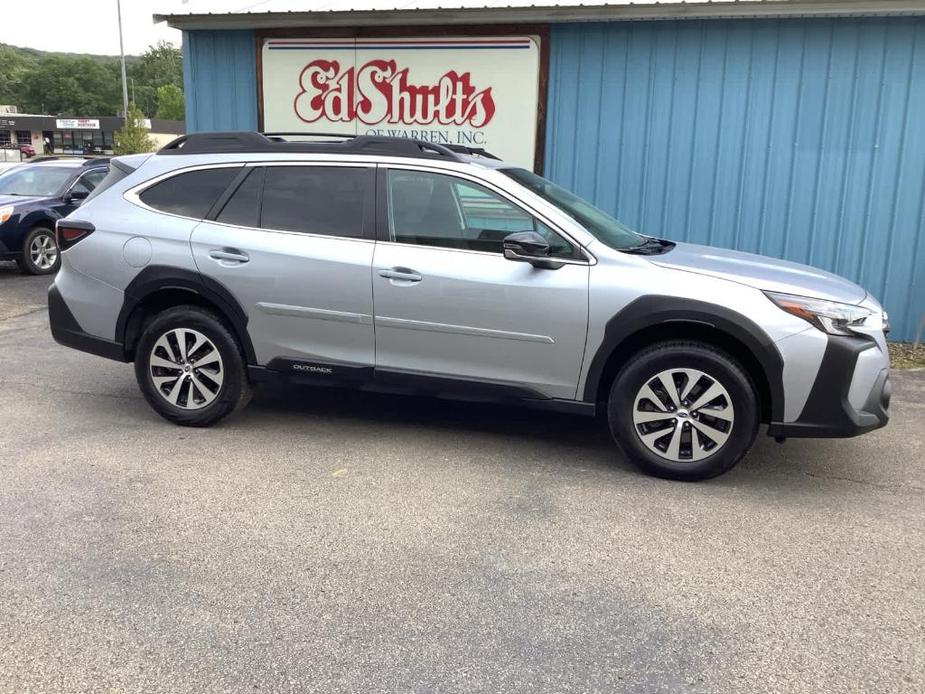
[149,328,225,410]
[135,305,251,427]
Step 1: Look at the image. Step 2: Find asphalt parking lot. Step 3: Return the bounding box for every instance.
[1,262,923,693]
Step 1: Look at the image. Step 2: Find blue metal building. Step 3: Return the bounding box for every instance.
[158,1,925,340]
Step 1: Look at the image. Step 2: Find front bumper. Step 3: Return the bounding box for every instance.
[767,333,889,438]
[0,237,15,260]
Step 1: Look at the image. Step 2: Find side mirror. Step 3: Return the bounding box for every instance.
[503,231,563,270]
[65,189,89,204]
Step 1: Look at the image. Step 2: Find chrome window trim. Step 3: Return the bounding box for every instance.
[199,217,377,244]
[373,240,592,266]
[378,162,596,266]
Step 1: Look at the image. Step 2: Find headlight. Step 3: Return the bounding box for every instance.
[0,205,13,224]
[765,291,872,336]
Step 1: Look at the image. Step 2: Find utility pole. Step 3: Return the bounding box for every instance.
[117,0,129,117]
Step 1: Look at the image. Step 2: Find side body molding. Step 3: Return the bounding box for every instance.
[116,265,257,364]
[581,295,786,422]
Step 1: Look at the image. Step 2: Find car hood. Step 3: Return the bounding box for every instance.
[0,194,49,207]
[650,242,868,304]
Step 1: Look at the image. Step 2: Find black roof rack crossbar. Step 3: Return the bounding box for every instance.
[442,144,502,160]
[158,131,500,162]
[262,131,359,140]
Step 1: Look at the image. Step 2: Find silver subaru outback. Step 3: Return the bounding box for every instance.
[48,132,890,480]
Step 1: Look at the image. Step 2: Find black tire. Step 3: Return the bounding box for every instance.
[134,305,252,427]
[17,226,60,275]
[607,340,759,481]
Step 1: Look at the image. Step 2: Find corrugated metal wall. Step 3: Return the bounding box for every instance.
[546,18,925,341]
[183,30,258,133]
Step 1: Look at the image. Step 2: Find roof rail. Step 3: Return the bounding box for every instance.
[158,131,501,162]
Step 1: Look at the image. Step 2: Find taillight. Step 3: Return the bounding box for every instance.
[56,220,95,250]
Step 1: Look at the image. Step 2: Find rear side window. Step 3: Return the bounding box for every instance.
[215,167,263,228]
[140,167,240,219]
[261,166,368,238]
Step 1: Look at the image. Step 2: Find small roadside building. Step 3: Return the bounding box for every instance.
[0,108,185,156]
[156,0,925,340]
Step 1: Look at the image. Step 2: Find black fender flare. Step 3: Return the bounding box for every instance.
[20,211,58,234]
[582,295,785,422]
[116,265,257,364]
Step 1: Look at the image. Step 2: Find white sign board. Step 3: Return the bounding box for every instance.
[261,36,541,168]
[55,118,99,130]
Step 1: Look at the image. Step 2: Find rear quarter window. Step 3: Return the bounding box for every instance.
[139,167,240,219]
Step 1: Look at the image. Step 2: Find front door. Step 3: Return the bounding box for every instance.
[190,163,377,369]
[372,166,590,401]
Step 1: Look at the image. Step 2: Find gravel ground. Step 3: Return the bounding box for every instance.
[0,267,923,693]
[889,342,925,370]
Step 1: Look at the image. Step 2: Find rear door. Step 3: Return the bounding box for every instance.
[190,162,377,370]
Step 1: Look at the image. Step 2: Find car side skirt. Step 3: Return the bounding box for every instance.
[250,360,597,416]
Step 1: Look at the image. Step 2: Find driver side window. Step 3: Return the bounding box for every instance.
[386,170,575,257]
[72,169,107,195]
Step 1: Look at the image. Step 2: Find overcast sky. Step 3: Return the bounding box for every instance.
[0,1,184,56]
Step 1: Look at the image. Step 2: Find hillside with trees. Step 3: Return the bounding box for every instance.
[0,41,183,120]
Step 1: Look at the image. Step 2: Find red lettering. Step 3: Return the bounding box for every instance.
[293,58,495,127]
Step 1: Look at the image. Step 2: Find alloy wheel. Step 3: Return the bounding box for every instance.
[632,368,735,462]
[30,233,58,270]
[149,328,224,410]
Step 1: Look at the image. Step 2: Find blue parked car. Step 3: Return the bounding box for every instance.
[0,158,109,274]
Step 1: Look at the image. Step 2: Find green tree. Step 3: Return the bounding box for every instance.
[130,41,182,115]
[20,57,121,115]
[0,46,34,106]
[113,103,154,155]
[154,84,185,120]
[0,41,184,120]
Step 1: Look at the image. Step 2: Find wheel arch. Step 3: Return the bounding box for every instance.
[21,211,58,235]
[583,296,785,424]
[117,266,256,365]
[12,214,57,252]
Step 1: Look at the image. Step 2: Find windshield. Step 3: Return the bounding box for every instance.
[0,167,73,197]
[502,168,645,250]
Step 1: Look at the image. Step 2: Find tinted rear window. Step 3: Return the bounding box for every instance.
[140,167,240,219]
[215,167,263,228]
[261,166,368,238]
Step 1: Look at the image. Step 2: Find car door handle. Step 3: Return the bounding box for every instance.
[379,267,422,282]
[209,249,249,264]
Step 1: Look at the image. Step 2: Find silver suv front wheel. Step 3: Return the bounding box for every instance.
[632,368,735,463]
[609,341,759,481]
